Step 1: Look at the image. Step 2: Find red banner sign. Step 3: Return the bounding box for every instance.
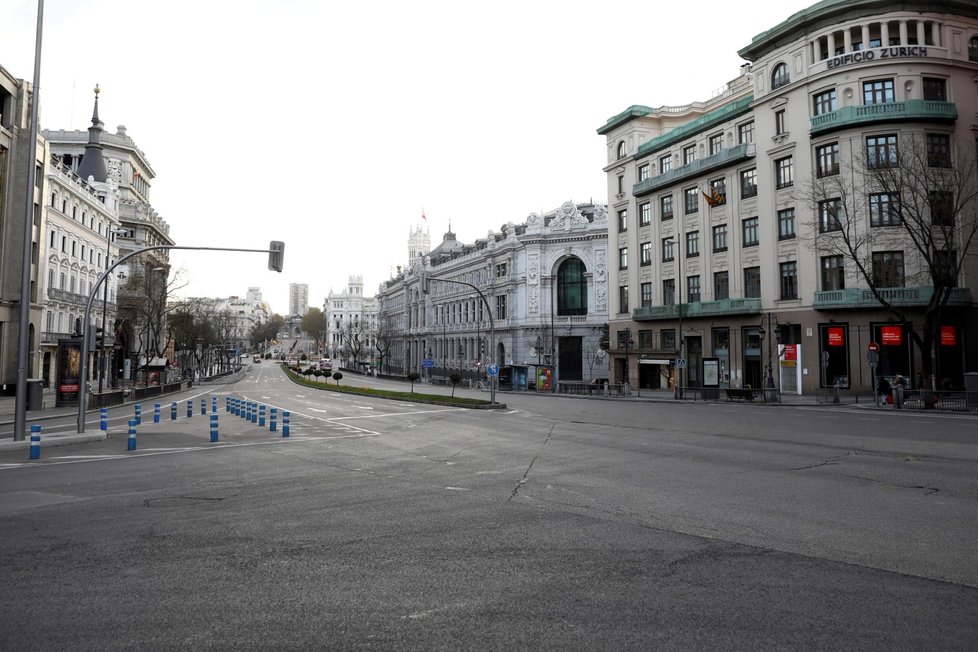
[827,327,845,347]
[783,344,797,361]
[881,325,902,346]
[940,325,957,347]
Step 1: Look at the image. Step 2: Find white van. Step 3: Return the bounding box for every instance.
[320,358,333,372]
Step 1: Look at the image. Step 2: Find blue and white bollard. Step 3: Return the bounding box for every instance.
[225,396,231,413]
[127,419,137,450]
[201,398,206,415]
[212,396,218,413]
[29,424,41,460]
[171,402,178,421]
[282,411,290,438]
[100,407,108,431]
[187,400,193,418]
[251,403,258,424]
[259,404,266,427]
[241,400,248,420]
[269,407,277,432]
[210,414,219,442]
[134,404,142,426]
[154,403,161,423]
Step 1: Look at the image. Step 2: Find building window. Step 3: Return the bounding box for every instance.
[970,36,978,61]
[923,77,947,101]
[682,144,696,166]
[687,275,701,303]
[744,266,761,298]
[779,261,798,300]
[778,208,796,240]
[742,217,759,247]
[619,247,628,270]
[640,241,652,266]
[709,133,723,155]
[638,330,653,349]
[821,255,845,291]
[662,238,674,262]
[660,195,674,220]
[640,282,653,307]
[708,178,726,205]
[738,121,754,144]
[872,251,905,287]
[617,141,626,160]
[929,191,954,226]
[638,163,650,182]
[867,134,898,168]
[686,231,699,258]
[617,175,624,195]
[714,271,729,300]
[618,209,628,232]
[812,89,837,115]
[663,279,675,305]
[771,62,789,89]
[863,79,895,104]
[934,249,958,285]
[496,294,507,319]
[740,168,757,198]
[869,193,901,226]
[639,202,651,227]
[659,154,672,173]
[557,258,587,316]
[775,156,793,188]
[661,329,676,351]
[684,188,699,214]
[774,109,787,136]
[927,134,951,168]
[619,285,629,314]
[815,142,840,177]
[495,263,507,277]
[819,198,842,232]
[712,224,728,253]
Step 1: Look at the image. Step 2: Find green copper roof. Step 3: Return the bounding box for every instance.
[596,105,654,135]
[633,95,753,161]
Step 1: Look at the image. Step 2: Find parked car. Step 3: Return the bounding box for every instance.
[319,358,333,372]
[253,355,261,363]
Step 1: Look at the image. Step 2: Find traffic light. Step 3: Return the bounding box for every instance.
[268,241,285,272]
[480,340,485,355]
[419,270,430,294]
[87,325,104,349]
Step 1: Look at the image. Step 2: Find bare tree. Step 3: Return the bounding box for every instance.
[372,314,401,375]
[802,133,978,389]
[525,328,555,365]
[115,263,186,383]
[339,319,366,369]
[300,307,326,354]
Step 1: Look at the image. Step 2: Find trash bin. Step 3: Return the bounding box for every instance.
[26,378,44,411]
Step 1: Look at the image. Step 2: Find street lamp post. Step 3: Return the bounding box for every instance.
[97,228,129,396]
[621,331,635,392]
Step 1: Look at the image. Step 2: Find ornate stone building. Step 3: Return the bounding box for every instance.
[376,201,610,388]
[600,0,978,395]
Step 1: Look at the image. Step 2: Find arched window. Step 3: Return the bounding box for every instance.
[616,141,626,160]
[557,258,587,316]
[969,36,978,61]
[771,62,790,89]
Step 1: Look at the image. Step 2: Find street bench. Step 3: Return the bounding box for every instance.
[725,388,757,402]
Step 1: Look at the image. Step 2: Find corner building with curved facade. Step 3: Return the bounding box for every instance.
[599,0,978,395]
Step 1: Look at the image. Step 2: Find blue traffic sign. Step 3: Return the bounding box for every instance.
[487,364,499,376]
[422,358,434,368]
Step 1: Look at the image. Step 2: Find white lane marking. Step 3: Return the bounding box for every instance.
[445,487,468,492]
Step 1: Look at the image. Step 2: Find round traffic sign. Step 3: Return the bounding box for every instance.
[868,341,879,352]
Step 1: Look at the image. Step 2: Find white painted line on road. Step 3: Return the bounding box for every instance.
[327,407,465,422]
[445,486,468,492]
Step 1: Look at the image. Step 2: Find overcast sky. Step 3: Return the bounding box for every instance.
[1,0,815,316]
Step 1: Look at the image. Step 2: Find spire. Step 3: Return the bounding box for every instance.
[75,84,108,183]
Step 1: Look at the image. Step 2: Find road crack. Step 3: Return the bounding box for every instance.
[509,424,557,501]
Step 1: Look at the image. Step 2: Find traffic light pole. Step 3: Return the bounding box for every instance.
[76,243,283,433]
[420,271,496,405]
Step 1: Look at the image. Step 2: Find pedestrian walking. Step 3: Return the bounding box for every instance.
[892,373,906,409]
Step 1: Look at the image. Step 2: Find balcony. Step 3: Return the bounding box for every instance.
[809,100,956,136]
[813,286,973,310]
[633,297,761,321]
[633,144,755,197]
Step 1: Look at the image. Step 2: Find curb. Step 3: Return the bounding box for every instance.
[0,431,107,452]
